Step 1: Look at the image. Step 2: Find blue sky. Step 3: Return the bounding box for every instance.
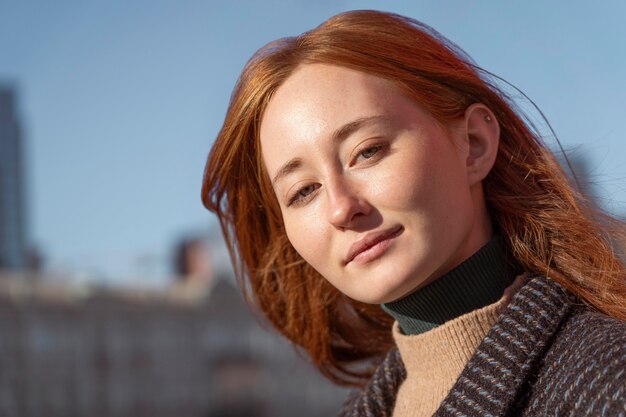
[1,1,625,286]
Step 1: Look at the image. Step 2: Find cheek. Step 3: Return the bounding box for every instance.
[283,209,328,265]
[372,144,471,217]
[369,151,435,209]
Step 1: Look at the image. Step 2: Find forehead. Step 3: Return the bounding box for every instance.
[259,64,422,172]
[262,64,398,133]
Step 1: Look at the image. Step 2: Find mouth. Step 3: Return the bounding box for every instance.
[344,225,404,265]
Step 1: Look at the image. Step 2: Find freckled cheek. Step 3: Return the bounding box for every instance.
[283,210,329,263]
[368,166,434,211]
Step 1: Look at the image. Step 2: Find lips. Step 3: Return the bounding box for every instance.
[344,226,404,265]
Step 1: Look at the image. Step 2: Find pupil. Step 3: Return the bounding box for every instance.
[363,147,376,158]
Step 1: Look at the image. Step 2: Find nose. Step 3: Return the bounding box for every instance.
[327,177,371,229]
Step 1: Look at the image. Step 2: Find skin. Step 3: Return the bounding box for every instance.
[260,64,500,304]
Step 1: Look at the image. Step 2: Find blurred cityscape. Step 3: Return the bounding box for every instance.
[0,85,347,416]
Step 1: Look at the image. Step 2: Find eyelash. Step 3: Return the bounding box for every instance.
[287,183,320,207]
[351,142,386,166]
[286,142,388,207]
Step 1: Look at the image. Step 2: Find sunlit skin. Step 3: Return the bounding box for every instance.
[260,64,499,304]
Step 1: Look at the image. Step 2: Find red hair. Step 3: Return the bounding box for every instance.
[202,10,626,386]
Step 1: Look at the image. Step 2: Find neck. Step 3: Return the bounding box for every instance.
[381,234,517,335]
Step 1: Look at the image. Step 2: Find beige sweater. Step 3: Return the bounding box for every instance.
[391,276,525,417]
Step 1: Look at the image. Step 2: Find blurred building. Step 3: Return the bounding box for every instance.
[0,86,28,270]
[171,236,214,300]
[0,274,348,417]
[0,230,348,416]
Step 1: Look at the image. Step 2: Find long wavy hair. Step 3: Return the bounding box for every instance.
[201,10,626,386]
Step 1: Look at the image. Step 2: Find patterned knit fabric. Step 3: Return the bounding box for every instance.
[391,296,507,417]
[342,347,406,417]
[341,277,626,417]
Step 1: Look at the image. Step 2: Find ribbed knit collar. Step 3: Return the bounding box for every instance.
[381,234,516,335]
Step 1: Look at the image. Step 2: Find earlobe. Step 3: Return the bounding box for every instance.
[464,103,500,185]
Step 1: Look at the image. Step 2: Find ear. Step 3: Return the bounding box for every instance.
[463,103,500,185]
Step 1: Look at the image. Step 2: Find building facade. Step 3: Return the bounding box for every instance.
[0,276,348,417]
[0,86,27,269]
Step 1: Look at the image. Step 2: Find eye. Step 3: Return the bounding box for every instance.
[359,145,381,159]
[351,143,388,166]
[287,183,320,207]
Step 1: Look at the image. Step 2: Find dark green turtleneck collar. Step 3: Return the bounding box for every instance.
[381,235,517,335]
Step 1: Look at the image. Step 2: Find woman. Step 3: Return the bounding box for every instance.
[202,10,626,416]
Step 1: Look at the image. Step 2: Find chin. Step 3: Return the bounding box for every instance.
[348,275,424,305]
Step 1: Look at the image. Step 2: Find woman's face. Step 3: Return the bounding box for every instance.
[260,64,492,304]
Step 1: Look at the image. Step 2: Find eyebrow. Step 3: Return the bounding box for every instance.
[270,115,389,187]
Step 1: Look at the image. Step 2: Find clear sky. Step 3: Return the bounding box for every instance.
[1,1,625,287]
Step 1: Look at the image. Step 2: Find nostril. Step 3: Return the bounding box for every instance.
[326,177,371,228]
[328,194,371,228]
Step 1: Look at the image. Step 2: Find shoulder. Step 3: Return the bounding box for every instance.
[524,308,626,416]
[340,347,406,417]
[560,307,626,343]
[550,307,626,373]
[550,307,626,372]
